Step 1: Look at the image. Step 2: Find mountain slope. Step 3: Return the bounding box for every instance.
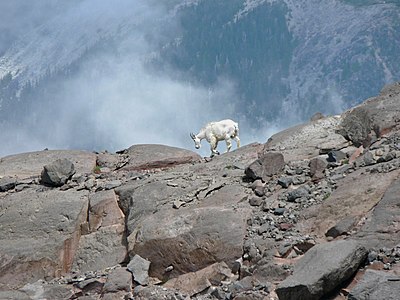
[0,0,399,156]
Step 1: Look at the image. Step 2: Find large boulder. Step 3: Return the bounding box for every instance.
[276,239,367,300]
[339,107,372,147]
[245,152,285,181]
[338,82,400,146]
[129,204,250,280]
[120,178,251,280]
[41,158,75,186]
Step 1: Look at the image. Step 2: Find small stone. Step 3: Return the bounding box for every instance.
[368,251,379,263]
[278,223,293,231]
[274,208,286,215]
[165,265,174,272]
[127,255,151,286]
[278,177,293,188]
[173,200,186,209]
[104,180,122,190]
[249,196,263,207]
[327,150,347,163]
[363,151,376,166]
[258,223,271,235]
[254,186,265,197]
[0,176,16,192]
[287,187,309,202]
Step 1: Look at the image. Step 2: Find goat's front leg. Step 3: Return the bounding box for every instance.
[234,136,240,148]
[210,137,219,157]
[225,138,232,153]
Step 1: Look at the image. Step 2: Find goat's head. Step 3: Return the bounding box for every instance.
[190,132,201,149]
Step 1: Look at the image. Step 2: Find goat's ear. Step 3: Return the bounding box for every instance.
[190,133,195,139]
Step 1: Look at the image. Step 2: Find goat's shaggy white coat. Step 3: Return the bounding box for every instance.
[190,119,240,157]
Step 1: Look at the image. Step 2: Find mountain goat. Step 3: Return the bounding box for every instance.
[190,119,240,157]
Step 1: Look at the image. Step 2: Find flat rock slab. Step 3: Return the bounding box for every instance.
[355,177,400,249]
[348,269,400,300]
[264,116,349,162]
[72,190,126,273]
[72,225,127,273]
[299,168,400,239]
[0,188,89,288]
[0,150,97,179]
[121,144,201,170]
[276,239,367,300]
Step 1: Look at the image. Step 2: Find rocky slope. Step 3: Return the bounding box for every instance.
[1,82,400,300]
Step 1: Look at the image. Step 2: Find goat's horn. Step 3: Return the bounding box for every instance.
[190,133,195,139]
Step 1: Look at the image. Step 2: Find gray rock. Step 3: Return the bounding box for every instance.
[275,239,367,300]
[287,186,309,202]
[348,269,400,300]
[309,157,328,181]
[274,207,286,215]
[0,290,31,300]
[20,280,75,300]
[72,225,127,273]
[129,199,251,280]
[127,255,151,285]
[253,185,265,197]
[277,176,293,188]
[41,158,76,186]
[339,107,371,147]
[264,116,348,162]
[0,176,16,192]
[377,151,396,163]
[249,196,263,207]
[103,180,122,190]
[363,151,376,166]
[355,177,400,249]
[327,150,347,163]
[245,152,285,181]
[163,262,231,296]
[325,215,359,238]
[103,267,132,293]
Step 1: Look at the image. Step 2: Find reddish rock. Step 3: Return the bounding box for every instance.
[278,223,294,231]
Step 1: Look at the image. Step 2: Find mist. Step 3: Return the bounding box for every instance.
[0,0,279,158]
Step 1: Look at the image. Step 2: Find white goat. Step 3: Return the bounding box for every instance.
[190,119,240,157]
